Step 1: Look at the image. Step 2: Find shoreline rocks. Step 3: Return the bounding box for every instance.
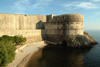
[84,32,98,44]
[66,32,98,48]
[46,32,98,48]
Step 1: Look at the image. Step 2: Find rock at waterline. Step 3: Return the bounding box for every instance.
[65,32,98,48]
[84,32,98,44]
[45,32,98,48]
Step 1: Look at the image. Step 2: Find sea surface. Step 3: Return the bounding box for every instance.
[26,30,100,67]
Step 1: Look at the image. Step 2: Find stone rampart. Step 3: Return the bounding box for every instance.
[0,13,46,30]
[0,30,46,43]
[0,13,46,43]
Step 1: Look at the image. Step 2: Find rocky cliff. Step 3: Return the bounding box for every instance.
[66,32,98,48]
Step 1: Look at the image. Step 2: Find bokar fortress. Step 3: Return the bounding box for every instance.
[0,13,84,44]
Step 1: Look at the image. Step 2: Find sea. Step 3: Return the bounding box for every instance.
[26,30,100,67]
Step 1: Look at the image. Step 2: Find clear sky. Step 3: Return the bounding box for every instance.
[0,0,100,30]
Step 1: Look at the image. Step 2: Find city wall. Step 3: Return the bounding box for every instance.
[0,13,46,43]
[0,13,46,30]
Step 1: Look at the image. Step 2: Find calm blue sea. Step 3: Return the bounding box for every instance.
[26,30,100,67]
[83,30,100,67]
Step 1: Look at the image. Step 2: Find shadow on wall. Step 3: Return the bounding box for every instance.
[36,20,46,40]
[36,20,45,29]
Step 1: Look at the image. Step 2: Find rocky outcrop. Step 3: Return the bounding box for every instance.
[66,35,90,47]
[65,32,98,48]
[84,32,98,44]
[46,32,98,48]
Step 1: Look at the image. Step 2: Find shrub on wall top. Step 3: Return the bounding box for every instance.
[13,35,26,45]
[0,35,13,42]
[0,35,26,45]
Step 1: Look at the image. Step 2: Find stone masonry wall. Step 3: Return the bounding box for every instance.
[0,13,46,43]
[0,13,46,30]
[0,30,46,43]
[45,14,84,44]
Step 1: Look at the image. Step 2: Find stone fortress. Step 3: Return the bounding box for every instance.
[0,13,83,43]
[45,14,84,44]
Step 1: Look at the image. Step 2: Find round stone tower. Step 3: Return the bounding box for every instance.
[45,13,84,44]
[50,14,84,36]
[64,14,84,35]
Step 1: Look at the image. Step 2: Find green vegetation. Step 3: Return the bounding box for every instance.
[0,35,26,67]
[0,41,16,67]
[13,35,26,45]
[0,35,26,45]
